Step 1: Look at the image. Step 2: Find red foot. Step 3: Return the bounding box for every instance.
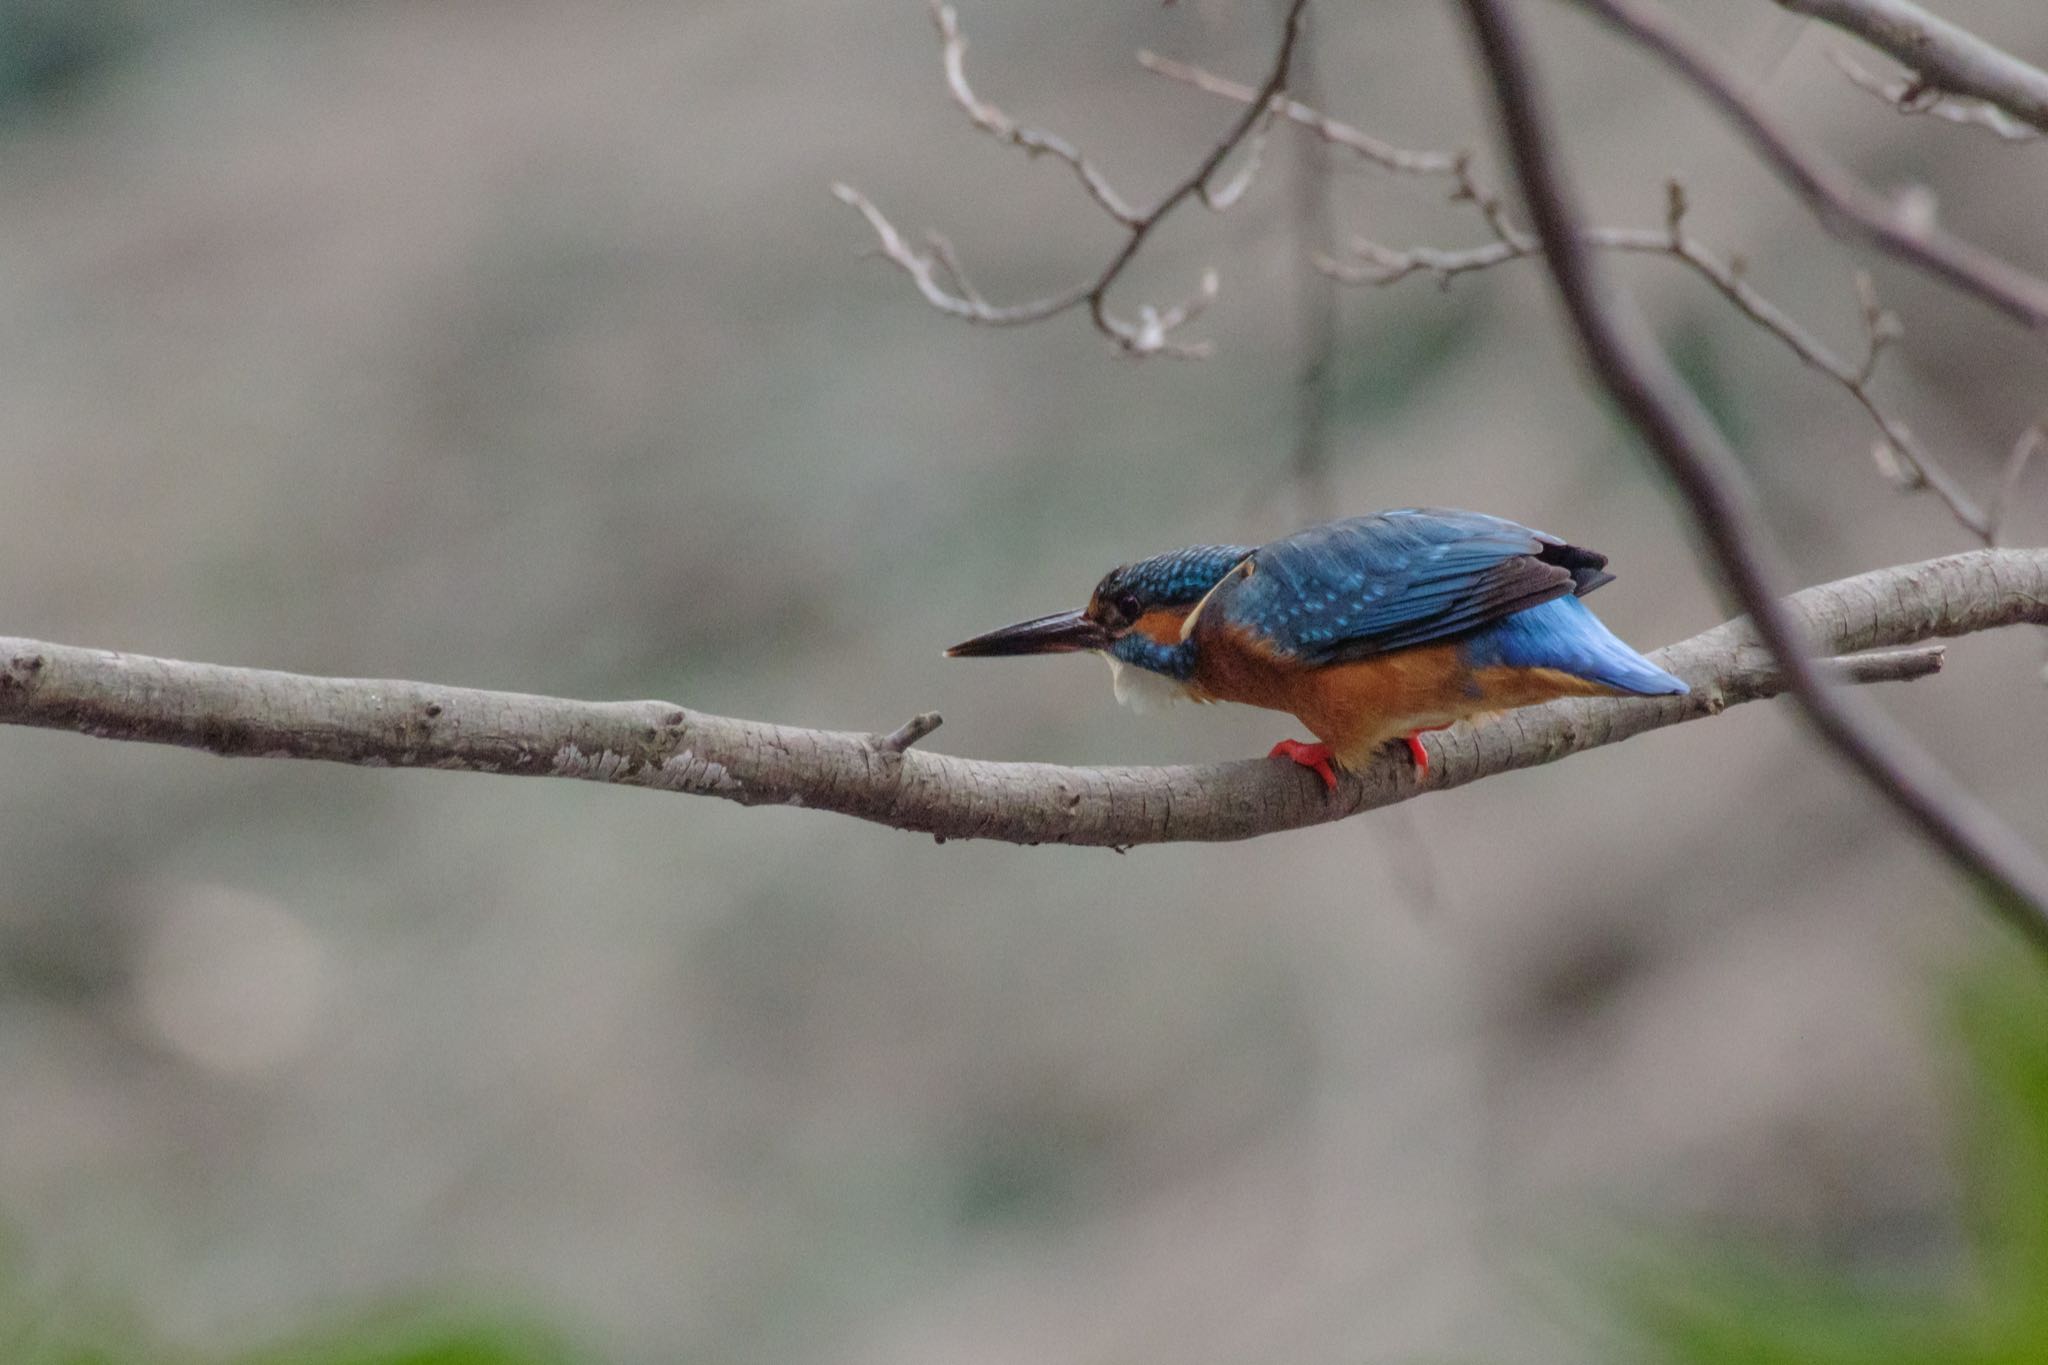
[1402,724,1455,779]
[1269,738,1339,793]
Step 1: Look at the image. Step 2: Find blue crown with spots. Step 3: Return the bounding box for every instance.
[1094,544,1255,611]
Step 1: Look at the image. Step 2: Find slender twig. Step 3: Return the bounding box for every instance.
[1283,2,1340,521]
[1989,422,2046,546]
[1136,50,1459,175]
[1775,0,2048,136]
[930,2,1141,226]
[1323,179,1991,539]
[1,551,2033,849]
[1568,0,2048,328]
[834,186,1092,326]
[1457,0,2048,945]
[1147,51,2000,543]
[1829,49,2041,143]
[835,0,1310,357]
[875,712,945,753]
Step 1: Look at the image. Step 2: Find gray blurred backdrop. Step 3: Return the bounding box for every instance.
[1,0,2044,1361]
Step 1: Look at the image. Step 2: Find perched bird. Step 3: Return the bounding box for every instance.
[946,508,1686,790]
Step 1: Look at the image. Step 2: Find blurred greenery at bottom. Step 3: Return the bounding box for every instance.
[8,952,2048,1365]
[0,1284,588,1365]
[1618,951,2048,1365]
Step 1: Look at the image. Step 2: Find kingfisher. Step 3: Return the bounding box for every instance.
[946,508,1687,791]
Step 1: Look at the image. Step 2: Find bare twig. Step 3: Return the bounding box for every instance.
[875,712,945,753]
[835,0,1311,357]
[1198,110,1274,211]
[1775,0,2048,137]
[1829,49,2041,143]
[1283,1,1340,521]
[1568,0,2048,328]
[1990,421,2047,546]
[1321,177,1992,539]
[1457,0,2048,944]
[1136,50,1459,175]
[1144,49,1997,541]
[0,552,2031,850]
[1824,646,1943,684]
[833,185,1089,326]
[930,3,1140,225]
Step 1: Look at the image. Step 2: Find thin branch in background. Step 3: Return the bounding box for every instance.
[2,550,2033,850]
[1137,50,1460,176]
[1829,48,2041,143]
[1456,0,2048,943]
[1161,53,2001,544]
[834,0,1311,357]
[833,186,1092,325]
[1567,0,2048,328]
[930,2,1140,226]
[1198,111,1276,211]
[1774,0,2048,137]
[1323,177,1992,538]
[1989,420,2046,546]
[1283,1,1340,521]
[1987,421,2048,675]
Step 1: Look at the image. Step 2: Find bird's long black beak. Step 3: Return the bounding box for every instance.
[945,609,1109,658]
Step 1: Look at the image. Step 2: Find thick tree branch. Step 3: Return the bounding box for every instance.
[1457,0,2048,946]
[0,550,2040,853]
[1777,0,2048,136]
[1568,0,2048,327]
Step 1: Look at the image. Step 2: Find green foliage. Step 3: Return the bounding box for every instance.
[1326,293,1488,432]
[1612,955,2048,1365]
[0,1,131,118]
[1577,317,1757,493]
[232,1309,587,1365]
[0,1269,593,1365]
[1662,324,1753,455]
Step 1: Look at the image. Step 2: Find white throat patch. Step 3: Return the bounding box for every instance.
[1103,653,1195,714]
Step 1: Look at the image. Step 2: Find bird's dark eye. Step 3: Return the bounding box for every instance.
[1112,590,1143,623]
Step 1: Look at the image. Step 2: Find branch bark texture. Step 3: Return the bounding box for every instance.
[1778,0,2048,135]
[1459,0,2048,947]
[0,550,2039,849]
[1570,0,2048,327]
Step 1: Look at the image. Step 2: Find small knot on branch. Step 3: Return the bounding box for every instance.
[0,653,45,694]
[875,712,944,753]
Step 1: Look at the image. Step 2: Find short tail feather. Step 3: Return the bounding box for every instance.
[1466,595,1687,696]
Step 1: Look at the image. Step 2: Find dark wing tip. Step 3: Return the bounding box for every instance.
[1536,538,1614,597]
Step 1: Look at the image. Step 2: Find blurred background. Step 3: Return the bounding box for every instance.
[1,0,2045,1361]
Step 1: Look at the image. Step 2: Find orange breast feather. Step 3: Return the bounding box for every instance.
[1193,619,1613,766]
[1191,620,1463,753]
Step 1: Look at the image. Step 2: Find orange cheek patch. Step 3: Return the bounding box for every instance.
[1130,606,1192,644]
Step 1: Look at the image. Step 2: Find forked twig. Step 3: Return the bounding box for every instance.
[1459,0,2048,943]
[1829,49,2041,143]
[1571,0,2048,328]
[1156,56,1999,542]
[1774,0,2048,137]
[834,0,1310,358]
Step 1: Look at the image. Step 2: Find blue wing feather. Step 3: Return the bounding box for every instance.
[1215,508,1610,663]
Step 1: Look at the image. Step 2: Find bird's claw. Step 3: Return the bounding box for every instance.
[1402,725,1453,780]
[1269,738,1339,793]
